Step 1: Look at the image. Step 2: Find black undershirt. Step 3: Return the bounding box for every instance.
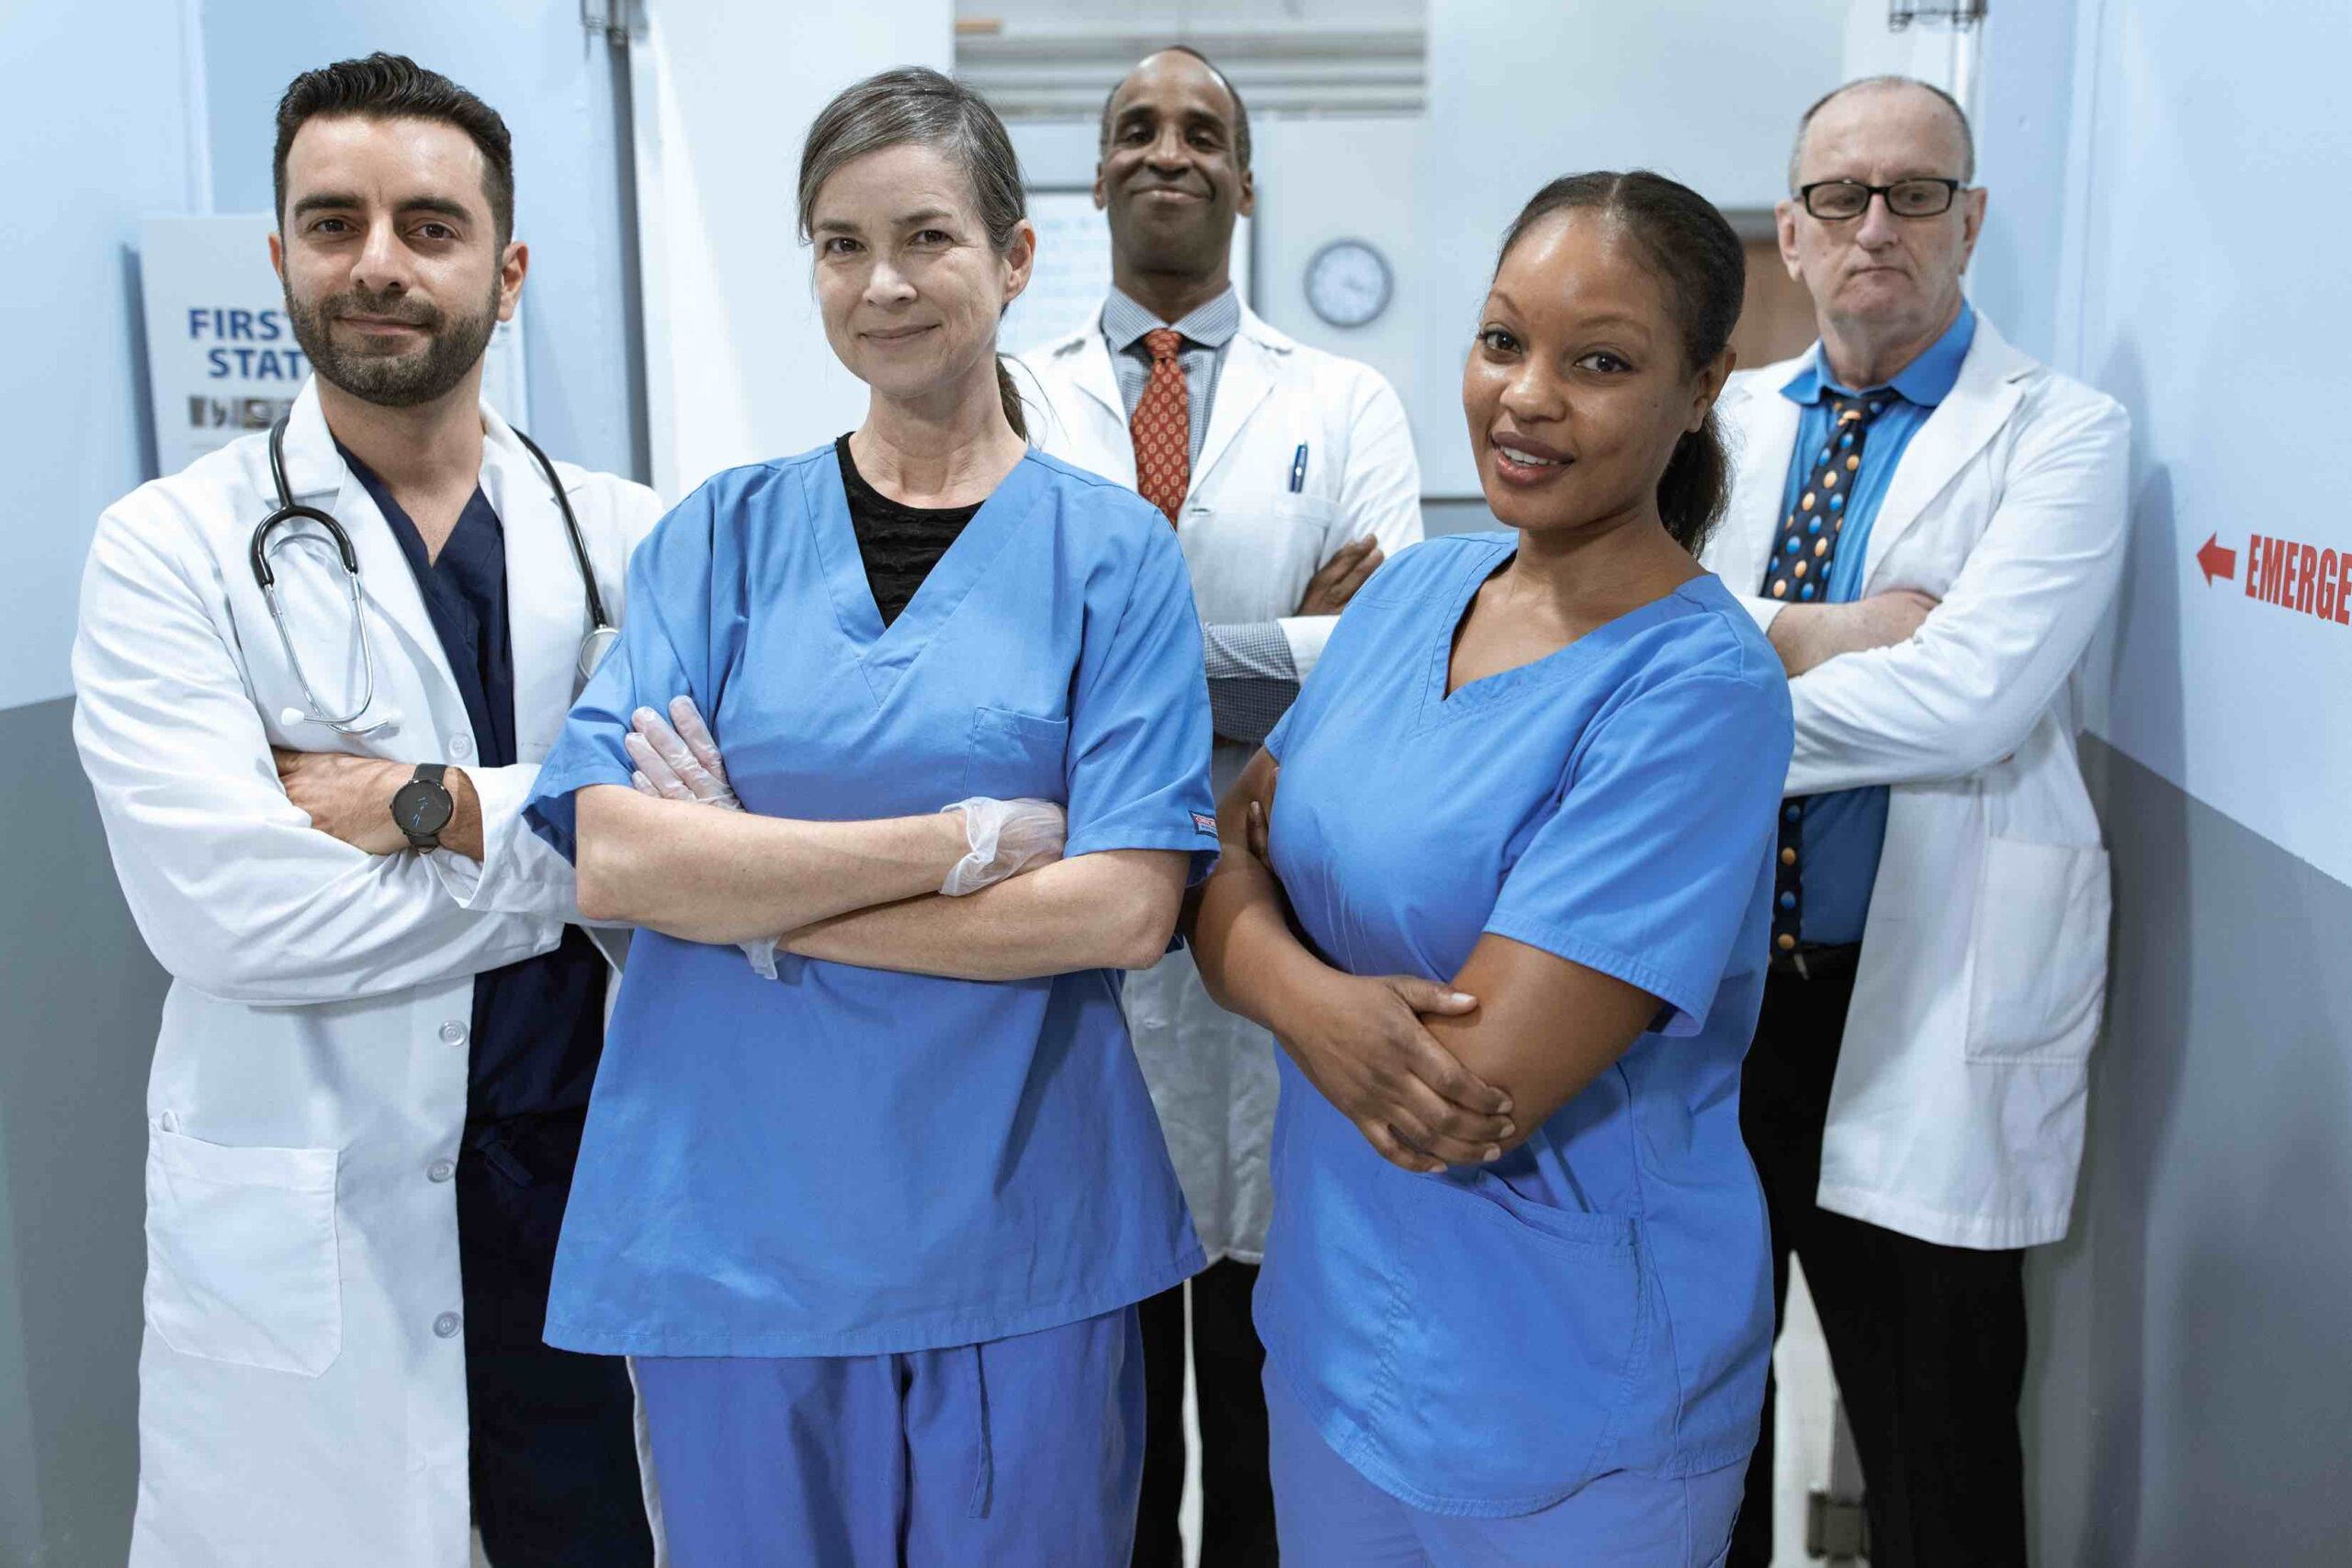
[836,434,980,626]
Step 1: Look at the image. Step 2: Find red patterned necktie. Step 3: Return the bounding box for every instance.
[1129,327,1190,526]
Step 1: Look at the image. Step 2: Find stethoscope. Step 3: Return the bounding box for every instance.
[248,413,620,737]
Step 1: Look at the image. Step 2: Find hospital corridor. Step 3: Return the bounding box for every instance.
[1,2,2346,1565]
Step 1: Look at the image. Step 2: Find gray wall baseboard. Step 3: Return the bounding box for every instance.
[1,695,160,1566]
[2027,736,2352,1566]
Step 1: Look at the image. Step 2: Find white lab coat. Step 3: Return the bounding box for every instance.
[1016,303,1423,1261]
[1703,312,2129,1250]
[71,379,665,1567]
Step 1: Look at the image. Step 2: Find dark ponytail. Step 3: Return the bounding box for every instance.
[1494,171,1745,556]
[797,66,1030,442]
[994,356,1027,443]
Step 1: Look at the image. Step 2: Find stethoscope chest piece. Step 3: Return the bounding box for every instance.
[578,623,623,686]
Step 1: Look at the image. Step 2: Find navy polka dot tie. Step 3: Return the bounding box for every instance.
[1765,390,1892,955]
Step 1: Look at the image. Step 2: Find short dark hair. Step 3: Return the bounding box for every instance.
[1097,46,1251,174]
[1788,75,1975,190]
[273,53,515,244]
[1495,171,1747,557]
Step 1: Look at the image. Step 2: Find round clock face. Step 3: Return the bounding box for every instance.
[1305,239,1393,328]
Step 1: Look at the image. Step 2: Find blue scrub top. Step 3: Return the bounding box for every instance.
[524,445,1219,1358]
[1252,534,1793,1517]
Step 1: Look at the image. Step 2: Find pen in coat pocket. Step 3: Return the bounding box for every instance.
[1289,443,1308,493]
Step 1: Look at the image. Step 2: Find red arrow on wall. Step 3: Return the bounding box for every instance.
[2197,534,2237,586]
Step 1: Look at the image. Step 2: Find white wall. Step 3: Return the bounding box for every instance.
[0,0,207,713]
[1248,116,1422,449]
[2054,3,2350,886]
[632,1,955,500]
[1415,0,1850,495]
[1960,3,2352,1562]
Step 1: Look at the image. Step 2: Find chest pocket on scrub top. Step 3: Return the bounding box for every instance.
[964,706,1069,802]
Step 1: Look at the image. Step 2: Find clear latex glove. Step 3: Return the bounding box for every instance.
[626,697,796,980]
[625,698,740,808]
[939,796,1068,897]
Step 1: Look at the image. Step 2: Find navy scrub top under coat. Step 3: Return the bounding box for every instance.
[1251,534,1794,1517]
[524,445,1221,1359]
[338,446,609,1125]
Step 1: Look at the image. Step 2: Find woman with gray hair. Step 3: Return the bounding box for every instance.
[519,67,1220,1565]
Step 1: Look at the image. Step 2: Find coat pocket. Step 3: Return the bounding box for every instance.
[1374,1170,1647,1509]
[144,1121,343,1376]
[963,706,1070,802]
[1963,837,2111,1064]
[1182,496,1338,618]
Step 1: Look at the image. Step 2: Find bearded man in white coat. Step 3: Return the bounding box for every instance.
[1015,47,1423,1568]
[1701,77,2128,1568]
[73,55,662,1568]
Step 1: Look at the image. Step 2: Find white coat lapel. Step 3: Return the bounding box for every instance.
[1716,371,1805,595]
[1067,327,1125,429]
[480,407,588,754]
[273,379,461,723]
[1192,315,1278,496]
[1859,317,2028,586]
[1033,327,1136,487]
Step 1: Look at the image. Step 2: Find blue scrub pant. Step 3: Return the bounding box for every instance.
[1264,1367,1745,1568]
[635,1306,1145,1567]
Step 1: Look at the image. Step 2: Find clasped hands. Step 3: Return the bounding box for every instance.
[1238,790,1516,1176]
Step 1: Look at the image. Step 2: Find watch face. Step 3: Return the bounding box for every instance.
[392,779,454,839]
[1305,239,1393,328]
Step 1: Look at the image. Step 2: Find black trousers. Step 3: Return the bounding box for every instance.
[1727,961,2030,1568]
[459,1112,655,1568]
[1131,1259,1280,1568]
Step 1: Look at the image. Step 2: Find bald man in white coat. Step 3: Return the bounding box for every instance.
[1703,78,2128,1568]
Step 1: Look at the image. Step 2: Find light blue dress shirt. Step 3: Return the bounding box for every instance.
[1777,303,1976,944]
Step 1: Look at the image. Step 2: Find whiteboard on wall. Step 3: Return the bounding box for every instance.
[139,214,527,479]
[1001,188,1251,355]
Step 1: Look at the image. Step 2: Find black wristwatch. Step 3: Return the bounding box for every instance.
[390,763,455,852]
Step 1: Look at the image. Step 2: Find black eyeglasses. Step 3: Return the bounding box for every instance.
[1797,178,1966,220]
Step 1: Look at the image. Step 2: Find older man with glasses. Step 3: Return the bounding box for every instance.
[1700,76,2129,1567]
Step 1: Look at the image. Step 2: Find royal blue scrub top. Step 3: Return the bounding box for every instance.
[523,445,1220,1358]
[1252,533,1794,1517]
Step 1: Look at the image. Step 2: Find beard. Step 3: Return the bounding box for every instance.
[286,273,502,409]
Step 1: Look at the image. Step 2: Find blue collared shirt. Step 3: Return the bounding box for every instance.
[1776,302,1976,944]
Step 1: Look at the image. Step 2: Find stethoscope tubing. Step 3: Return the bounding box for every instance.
[250,412,616,734]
